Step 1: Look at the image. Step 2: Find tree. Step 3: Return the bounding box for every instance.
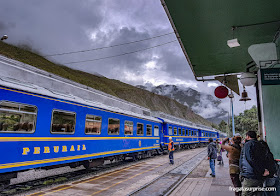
[218,120,228,133]
[211,123,219,129]
[229,105,258,136]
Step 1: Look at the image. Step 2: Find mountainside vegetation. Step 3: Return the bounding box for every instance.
[0,41,212,126]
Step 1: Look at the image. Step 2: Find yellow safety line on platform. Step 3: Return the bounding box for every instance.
[90,164,161,196]
[29,162,144,196]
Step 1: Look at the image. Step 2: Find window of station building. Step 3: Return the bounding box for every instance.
[154,126,159,136]
[0,101,37,133]
[168,126,172,135]
[178,128,182,135]
[124,121,133,135]
[146,124,152,136]
[137,123,144,135]
[51,110,76,134]
[108,118,120,135]
[174,127,177,135]
[182,129,185,136]
[85,115,102,135]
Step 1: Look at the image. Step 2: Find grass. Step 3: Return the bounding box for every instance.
[0,41,212,126]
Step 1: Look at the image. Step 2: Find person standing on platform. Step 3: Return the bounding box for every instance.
[240,131,270,196]
[216,139,224,165]
[168,137,175,165]
[208,138,217,177]
[222,136,242,196]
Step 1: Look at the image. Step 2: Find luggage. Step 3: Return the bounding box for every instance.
[217,155,222,161]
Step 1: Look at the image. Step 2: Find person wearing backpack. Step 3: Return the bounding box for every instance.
[208,138,217,177]
[240,131,270,196]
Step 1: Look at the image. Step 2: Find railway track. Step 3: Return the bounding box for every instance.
[128,150,207,196]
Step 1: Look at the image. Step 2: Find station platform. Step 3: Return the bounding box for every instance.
[170,152,235,196]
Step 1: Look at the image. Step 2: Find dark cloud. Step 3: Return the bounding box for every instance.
[0,0,256,115]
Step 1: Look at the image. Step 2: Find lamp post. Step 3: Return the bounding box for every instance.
[228,91,235,137]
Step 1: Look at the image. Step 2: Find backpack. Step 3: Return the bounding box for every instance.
[259,140,278,177]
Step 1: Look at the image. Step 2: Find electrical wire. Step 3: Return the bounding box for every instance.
[64,40,177,65]
[44,32,174,57]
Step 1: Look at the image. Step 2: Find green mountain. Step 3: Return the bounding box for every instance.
[0,41,212,126]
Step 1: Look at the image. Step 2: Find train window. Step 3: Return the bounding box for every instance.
[137,123,144,135]
[0,101,37,133]
[182,129,185,136]
[178,128,182,135]
[108,118,120,135]
[85,115,102,135]
[51,110,76,134]
[202,132,204,137]
[168,126,172,135]
[146,124,152,136]
[154,126,159,136]
[124,121,133,135]
[174,127,177,135]
[191,130,193,136]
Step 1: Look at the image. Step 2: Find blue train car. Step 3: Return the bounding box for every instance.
[197,125,219,144]
[0,81,162,183]
[152,112,201,150]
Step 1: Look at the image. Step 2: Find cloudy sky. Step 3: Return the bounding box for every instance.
[0,0,256,117]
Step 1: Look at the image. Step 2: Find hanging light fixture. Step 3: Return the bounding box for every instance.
[239,87,251,102]
[240,72,257,86]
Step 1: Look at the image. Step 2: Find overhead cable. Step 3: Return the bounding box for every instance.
[45,32,174,57]
[64,40,177,64]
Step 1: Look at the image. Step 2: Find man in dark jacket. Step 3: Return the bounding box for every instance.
[208,138,217,177]
[240,131,269,196]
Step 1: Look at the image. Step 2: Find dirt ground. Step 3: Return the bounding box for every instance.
[187,158,209,178]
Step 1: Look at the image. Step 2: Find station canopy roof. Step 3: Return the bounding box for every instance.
[162,0,280,79]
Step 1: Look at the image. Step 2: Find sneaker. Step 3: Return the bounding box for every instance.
[212,175,216,177]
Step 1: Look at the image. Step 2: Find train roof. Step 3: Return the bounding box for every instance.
[0,55,161,123]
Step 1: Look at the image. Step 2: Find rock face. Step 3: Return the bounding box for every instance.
[136,84,228,124]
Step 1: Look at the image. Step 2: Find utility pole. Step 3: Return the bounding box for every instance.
[228,91,235,137]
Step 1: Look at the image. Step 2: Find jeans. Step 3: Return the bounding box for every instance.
[209,159,215,176]
[169,151,174,164]
[241,178,264,196]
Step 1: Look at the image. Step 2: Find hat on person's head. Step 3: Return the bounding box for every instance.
[169,137,172,140]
